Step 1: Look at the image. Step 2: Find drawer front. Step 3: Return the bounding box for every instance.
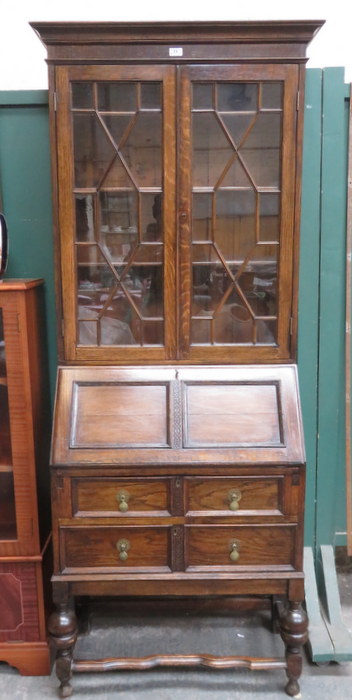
[185,525,296,570]
[61,526,171,571]
[72,478,170,516]
[185,477,283,515]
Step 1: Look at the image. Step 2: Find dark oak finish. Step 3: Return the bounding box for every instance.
[0,281,51,675]
[30,20,323,697]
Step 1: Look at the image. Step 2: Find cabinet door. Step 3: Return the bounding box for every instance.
[55,65,176,362]
[178,64,299,362]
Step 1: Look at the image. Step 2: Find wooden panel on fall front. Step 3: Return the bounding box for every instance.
[70,381,170,448]
[183,381,282,447]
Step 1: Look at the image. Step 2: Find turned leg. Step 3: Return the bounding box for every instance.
[48,593,78,698]
[277,601,308,698]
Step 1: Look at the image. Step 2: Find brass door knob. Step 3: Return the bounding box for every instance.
[117,489,130,513]
[228,488,242,511]
[229,539,240,562]
[116,538,130,561]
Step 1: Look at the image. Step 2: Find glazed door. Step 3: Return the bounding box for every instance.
[0,308,16,544]
[55,65,177,362]
[178,64,299,362]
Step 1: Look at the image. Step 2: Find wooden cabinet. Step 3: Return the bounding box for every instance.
[0,280,51,675]
[31,20,323,697]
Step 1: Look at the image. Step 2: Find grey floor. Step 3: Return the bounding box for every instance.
[1,570,352,700]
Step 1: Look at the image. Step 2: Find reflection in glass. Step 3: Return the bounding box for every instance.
[192,193,212,241]
[72,83,93,109]
[192,262,230,315]
[259,193,280,242]
[192,113,231,187]
[98,82,136,111]
[100,192,137,234]
[217,83,258,111]
[193,84,213,110]
[0,473,17,540]
[121,113,162,187]
[76,195,95,242]
[0,310,6,377]
[215,190,256,261]
[220,113,256,148]
[73,114,115,188]
[261,82,283,109]
[141,193,162,241]
[141,83,161,109]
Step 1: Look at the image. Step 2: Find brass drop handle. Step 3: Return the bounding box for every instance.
[117,489,130,513]
[116,538,130,562]
[228,488,242,511]
[229,539,241,562]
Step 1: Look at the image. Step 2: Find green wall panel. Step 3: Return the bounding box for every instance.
[298,69,323,547]
[0,93,57,402]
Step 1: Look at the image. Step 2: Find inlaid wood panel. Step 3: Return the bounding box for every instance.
[185,476,284,516]
[0,563,41,642]
[61,526,172,571]
[185,524,296,570]
[72,477,170,516]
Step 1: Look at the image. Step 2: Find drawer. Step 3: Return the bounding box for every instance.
[60,526,171,572]
[185,525,296,570]
[185,477,284,516]
[71,478,170,516]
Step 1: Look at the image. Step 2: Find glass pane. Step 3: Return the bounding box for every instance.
[261,82,283,109]
[213,292,254,344]
[121,113,162,187]
[217,83,258,111]
[100,192,137,235]
[215,190,256,261]
[101,232,138,264]
[141,83,161,109]
[259,193,280,242]
[78,306,137,346]
[72,83,93,109]
[220,113,256,148]
[101,115,132,147]
[192,113,232,187]
[76,195,95,242]
[240,112,282,188]
[141,193,162,242]
[0,384,12,467]
[143,320,163,345]
[192,193,212,241]
[98,83,137,111]
[235,246,278,318]
[256,319,277,344]
[0,310,6,378]
[193,84,213,110]
[126,264,163,318]
[191,318,211,344]
[73,113,115,188]
[192,263,230,315]
[0,472,17,540]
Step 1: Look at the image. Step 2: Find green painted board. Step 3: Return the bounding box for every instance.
[316,68,348,548]
[298,69,323,547]
[0,94,57,403]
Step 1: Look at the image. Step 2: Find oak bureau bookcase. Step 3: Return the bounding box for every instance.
[31,20,323,697]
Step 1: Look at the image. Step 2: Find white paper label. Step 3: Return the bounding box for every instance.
[169,47,183,57]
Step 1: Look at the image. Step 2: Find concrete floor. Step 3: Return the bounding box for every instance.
[1,571,352,700]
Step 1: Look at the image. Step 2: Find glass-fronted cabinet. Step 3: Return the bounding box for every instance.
[0,309,16,540]
[52,59,299,364]
[0,280,51,675]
